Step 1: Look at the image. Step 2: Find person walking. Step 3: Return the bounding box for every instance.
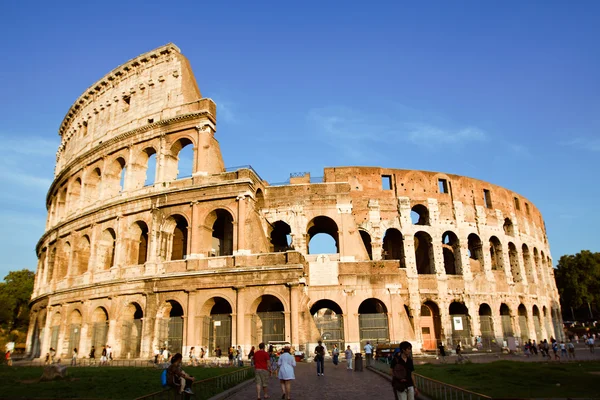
[89,346,96,365]
[391,341,418,400]
[253,342,271,400]
[248,346,255,366]
[277,346,296,400]
[364,341,374,367]
[345,345,353,370]
[332,344,340,367]
[71,348,78,366]
[315,340,325,376]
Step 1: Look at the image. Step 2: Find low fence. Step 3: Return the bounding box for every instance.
[370,360,491,400]
[16,359,157,368]
[134,367,255,400]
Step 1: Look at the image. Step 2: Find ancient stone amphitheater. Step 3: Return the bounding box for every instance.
[26,44,563,360]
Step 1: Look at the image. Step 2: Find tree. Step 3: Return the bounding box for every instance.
[0,269,35,334]
[555,251,600,320]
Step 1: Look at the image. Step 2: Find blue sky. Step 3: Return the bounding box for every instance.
[1,0,598,279]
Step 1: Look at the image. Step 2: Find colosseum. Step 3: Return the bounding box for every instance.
[26,43,563,361]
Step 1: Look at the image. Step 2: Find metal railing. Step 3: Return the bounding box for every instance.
[370,360,491,400]
[134,367,255,400]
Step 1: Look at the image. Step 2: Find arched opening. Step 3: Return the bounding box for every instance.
[518,304,529,342]
[467,233,484,274]
[382,228,405,267]
[359,230,373,260]
[105,157,127,197]
[543,305,552,339]
[159,300,184,354]
[29,311,46,358]
[442,231,462,275]
[508,242,521,282]
[449,302,471,346]
[85,168,102,205]
[98,229,116,270]
[91,307,109,351]
[76,235,90,275]
[176,141,194,179]
[410,204,430,225]
[57,187,67,220]
[204,297,233,356]
[67,310,82,356]
[420,301,441,350]
[533,248,541,283]
[50,312,61,352]
[253,295,285,344]
[489,236,504,271]
[269,221,292,252]
[310,300,344,350]
[532,305,542,341]
[414,231,434,274]
[57,242,71,280]
[128,221,149,265]
[500,303,513,339]
[503,218,514,236]
[70,178,82,211]
[211,209,233,257]
[121,303,143,358]
[358,298,389,348]
[38,248,47,285]
[255,189,265,210]
[144,148,157,187]
[47,247,56,283]
[522,244,534,283]
[307,216,339,254]
[478,304,495,350]
[171,216,188,261]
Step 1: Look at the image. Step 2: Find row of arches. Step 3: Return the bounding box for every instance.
[49,138,196,227]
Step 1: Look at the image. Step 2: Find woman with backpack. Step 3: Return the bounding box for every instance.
[390,341,417,400]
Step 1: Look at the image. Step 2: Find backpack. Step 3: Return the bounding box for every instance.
[160,369,168,388]
[392,360,409,392]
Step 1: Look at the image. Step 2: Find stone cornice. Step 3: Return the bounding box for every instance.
[58,43,181,138]
[48,110,214,203]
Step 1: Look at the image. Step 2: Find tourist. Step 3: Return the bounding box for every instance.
[100,346,108,365]
[315,340,325,376]
[200,346,206,360]
[49,347,56,363]
[5,350,12,367]
[391,341,417,400]
[248,345,255,366]
[531,340,538,356]
[560,341,567,358]
[588,336,595,353]
[567,341,575,359]
[438,342,446,362]
[277,346,296,400]
[189,347,197,366]
[162,347,170,363]
[253,342,271,400]
[332,344,340,367]
[455,342,464,362]
[229,346,234,366]
[107,345,113,363]
[154,347,160,364]
[45,352,50,365]
[215,345,222,359]
[345,345,353,370]
[167,353,195,395]
[89,346,96,365]
[237,345,244,366]
[364,341,374,367]
[552,341,560,360]
[71,347,78,366]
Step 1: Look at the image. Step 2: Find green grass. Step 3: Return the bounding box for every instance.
[0,365,240,399]
[415,360,600,398]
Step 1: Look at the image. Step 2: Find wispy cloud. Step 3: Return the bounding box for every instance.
[405,123,486,146]
[562,137,600,152]
[211,98,237,124]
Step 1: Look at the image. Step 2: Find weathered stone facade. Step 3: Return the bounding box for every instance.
[27,44,563,360]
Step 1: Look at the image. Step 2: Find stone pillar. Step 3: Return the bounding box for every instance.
[235,195,250,255]
[284,311,291,343]
[481,241,495,282]
[501,243,513,284]
[431,239,446,276]
[189,202,201,258]
[459,243,473,280]
[289,284,300,348]
[403,235,418,278]
[106,318,117,349]
[40,306,53,356]
[186,291,198,355]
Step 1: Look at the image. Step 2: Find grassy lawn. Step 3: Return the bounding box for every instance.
[0,365,240,399]
[415,360,600,398]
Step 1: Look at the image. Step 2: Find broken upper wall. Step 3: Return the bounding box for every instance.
[55,43,210,175]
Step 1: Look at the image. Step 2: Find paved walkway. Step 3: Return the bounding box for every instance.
[226,361,395,400]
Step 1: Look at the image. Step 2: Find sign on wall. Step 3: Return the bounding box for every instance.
[453,317,463,331]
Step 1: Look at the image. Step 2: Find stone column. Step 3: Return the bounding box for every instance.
[235,195,250,255]
[284,311,291,343]
[186,291,198,355]
[481,241,495,282]
[403,235,418,278]
[501,243,513,284]
[235,287,246,349]
[289,284,300,348]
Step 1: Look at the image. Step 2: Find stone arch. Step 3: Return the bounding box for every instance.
[205,209,234,257]
[47,246,57,283]
[165,137,195,181]
[201,297,234,356]
[131,147,157,189]
[90,306,109,351]
[57,186,67,220]
[518,304,529,342]
[128,221,149,265]
[97,228,116,270]
[269,220,292,252]
[252,295,286,344]
[500,303,514,338]
[478,303,495,349]
[310,299,345,348]
[414,231,434,274]
[532,305,542,340]
[255,189,265,210]
[359,229,373,260]
[57,241,71,280]
[84,167,102,204]
[158,300,185,354]
[358,298,389,347]
[420,301,441,350]
[449,301,471,346]
[121,302,143,358]
[442,231,462,275]
[410,204,430,225]
[522,244,534,283]
[533,248,541,282]
[104,156,127,197]
[67,309,82,355]
[467,233,484,274]
[489,236,504,271]
[49,311,62,351]
[307,216,339,254]
[38,248,47,285]
[75,235,91,275]
[70,178,82,211]
[503,218,514,236]
[508,242,521,282]
[161,214,188,261]
[382,228,405,267]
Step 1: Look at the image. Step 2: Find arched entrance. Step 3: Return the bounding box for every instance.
[358,298,389,348]
[91,307,109,351]
[532,305,542,341]
[202,297,232,356]
[252,295,285,344]
[449,302,471,346]
[121,303,143,358]
[478,304,495,350]
[500,303,514,340]
[67,310,82,356]
[310,300,344,350]
[158,301,184,354]
[420,301,441,350]
[518,304,529,342]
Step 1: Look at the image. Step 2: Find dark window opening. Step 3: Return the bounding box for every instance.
[270,221,292,252]
[307,216,339,254]
[525,202,530,215]
[382,228,405,267]
[514,197,520,211]
[147,118,154,124]
[211,210,234,256]
[410,204,430,225]
[359,230,373,260]
[438,179,449,194]
[489,236,503,271]
[171,216,188,261]
[484,189,493,209]
[503,218,514,236]
[414,231,434,274]
[382,175,392,190]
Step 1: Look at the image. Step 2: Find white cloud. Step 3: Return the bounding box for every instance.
[1,136,59,157]
[563,137,600,152]
[405,123,487,146]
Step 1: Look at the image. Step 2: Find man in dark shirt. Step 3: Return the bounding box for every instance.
[390,341,417,400]
[253,342,271,399]
[315,340,325,376]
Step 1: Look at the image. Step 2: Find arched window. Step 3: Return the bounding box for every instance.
[307,216,339,254]
[211,210,233,257]
[359,230,373,260]
[358,298,389,347]
[410,204,429,225]
[255,295,285,343]
[269,221,292,252]
[57,187,67,220]
[91,307,109,351]
[70,178,82,212]
[420,301,441,350]
[171,216,188,261]
[104,157,126,197]
[518,304,529,342]
[165,138,194,181]
[522,244,534,282]
[121,303,143,358]
[47,247,57,283]
[67,310,82,356]
[508,242,521,281]
[503,218,514,236]
[57,241,71,280]
[478,304,495,349]
[255,189,265,210]
[76,235,91,275]
[310,300,344,349]
[382,228,405,267]
[489,236,504,271]
[85,168,102,204]
[414,231,434,274]
[500,303,513,338]
[129,221,149,265]
[467,233,484,274]
[98,229,116,270]
[442,231,462,275]
[203,297,233,356]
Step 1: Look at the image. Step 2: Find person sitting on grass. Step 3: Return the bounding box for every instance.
[167,353,195,395]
